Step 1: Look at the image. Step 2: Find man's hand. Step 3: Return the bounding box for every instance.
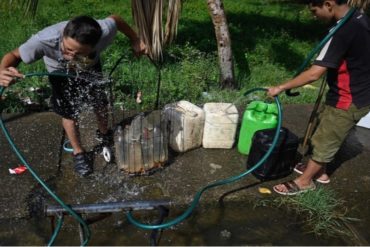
[131,38,147,57]
[267,85,285,97]
[0,67,24,87]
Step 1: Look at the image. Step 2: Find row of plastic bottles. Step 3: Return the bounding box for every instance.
[114,110,168,174]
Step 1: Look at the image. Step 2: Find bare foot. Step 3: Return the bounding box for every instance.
[294,163,330,184]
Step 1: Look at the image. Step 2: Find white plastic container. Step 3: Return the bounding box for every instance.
[202,103,239,149]
[164,100,205,152]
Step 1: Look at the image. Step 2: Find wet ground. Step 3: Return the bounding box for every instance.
[0,104,369,245]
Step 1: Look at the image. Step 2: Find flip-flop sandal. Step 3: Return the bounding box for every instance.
[293,163,306,175]
[315,177,331,184]
[293,163,331,184]
[273,180,316,196]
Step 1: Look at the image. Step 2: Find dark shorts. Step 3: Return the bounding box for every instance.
[310,104,370,163]
[48,65,108,120]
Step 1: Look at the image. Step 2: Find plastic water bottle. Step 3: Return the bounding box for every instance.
[141,126,154,170]
[153,126,163,163]
[130,115,144,173]
[114,125,125,170]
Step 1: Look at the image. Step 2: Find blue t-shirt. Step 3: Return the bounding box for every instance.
[19,17,117,72]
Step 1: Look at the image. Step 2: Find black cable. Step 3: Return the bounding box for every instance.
[149,206,170,246]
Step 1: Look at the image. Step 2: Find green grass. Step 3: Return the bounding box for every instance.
[256,187,360,240]
[0,0,326,112]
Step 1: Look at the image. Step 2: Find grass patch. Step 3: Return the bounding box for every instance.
[256,187,360,240]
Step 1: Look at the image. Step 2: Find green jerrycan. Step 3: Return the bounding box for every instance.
[237,101,278,155]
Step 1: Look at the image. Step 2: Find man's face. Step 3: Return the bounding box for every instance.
[308,1,335,22]
[61,37,93,61]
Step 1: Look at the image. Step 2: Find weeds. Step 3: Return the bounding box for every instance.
[256,187,360,240]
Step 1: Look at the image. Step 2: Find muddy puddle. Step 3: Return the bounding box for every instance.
[0,200,353,246]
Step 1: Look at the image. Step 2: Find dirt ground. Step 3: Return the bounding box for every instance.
[0,104,369,245]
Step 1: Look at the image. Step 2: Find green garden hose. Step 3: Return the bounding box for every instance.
[48,215,64,246]
[0,72,90,246]
[126,87,283,230]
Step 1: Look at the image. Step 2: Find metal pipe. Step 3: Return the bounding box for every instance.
[45,200,172,216]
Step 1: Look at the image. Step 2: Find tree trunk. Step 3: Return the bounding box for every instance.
[207,0,235,89]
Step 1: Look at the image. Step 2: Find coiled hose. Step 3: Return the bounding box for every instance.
[126,87,283,230]
[0,72,90,246]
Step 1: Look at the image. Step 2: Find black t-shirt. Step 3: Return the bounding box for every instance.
[314,10,370,110]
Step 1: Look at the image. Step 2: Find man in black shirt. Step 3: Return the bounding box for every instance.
[267,0,370,195]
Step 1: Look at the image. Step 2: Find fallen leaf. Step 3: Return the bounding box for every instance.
[258,187,272,194]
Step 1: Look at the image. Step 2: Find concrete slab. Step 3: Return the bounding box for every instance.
[0,104,369,235]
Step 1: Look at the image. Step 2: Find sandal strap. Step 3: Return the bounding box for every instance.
[295,163,307,171]
[282,180,300,192]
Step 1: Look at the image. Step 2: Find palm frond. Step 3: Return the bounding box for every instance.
[23,0,38,16]
[347,0,370,9]
[131,0,182,63]
[0,0,38,17]
[132,0,163,62]
[152,0,164,62]
[164,0,181,45]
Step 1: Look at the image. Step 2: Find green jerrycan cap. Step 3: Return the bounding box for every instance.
[247,101,267,112]
[256,102,268,112]
[266,103,278,115]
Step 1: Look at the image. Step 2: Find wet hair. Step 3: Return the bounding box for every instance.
[63,16,102,47]
[301,0,348,6]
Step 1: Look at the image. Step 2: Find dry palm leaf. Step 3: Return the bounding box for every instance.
[1,0,38,16]
[131,0,181,63]
[347,0,370,9]
[132,0,163,62]
[164,0,181,45]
